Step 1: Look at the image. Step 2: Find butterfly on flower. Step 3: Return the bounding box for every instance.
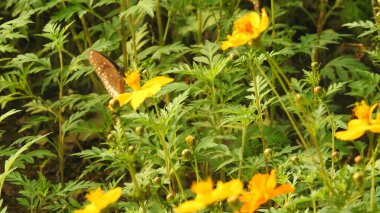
[88,51,173,110]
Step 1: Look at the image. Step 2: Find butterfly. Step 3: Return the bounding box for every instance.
[88,50,125,97]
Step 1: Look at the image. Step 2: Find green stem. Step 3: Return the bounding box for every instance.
[155,0,164,45]
[57,46,64,184]
[250,63,268,172]
[238,124,247,179]
[270,0,275,38]
[127,162,147,213]
[197,4,203,44]
[120,0,128,69]
[80,15,92,47]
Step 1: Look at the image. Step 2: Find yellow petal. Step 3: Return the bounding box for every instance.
[114,93,133,107]
[267,170,276,190]
[269,184,295,198]
[258,8,269,33]
[142,76,173,89]
[211,179,243,203]
[102,187,122,207]
[174,200,206,213]
[335,119,369,140]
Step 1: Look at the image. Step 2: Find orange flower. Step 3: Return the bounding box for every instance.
[110,71,173,110]
[175,178,243,213]
[335,100,380,140]
[239,170,294,213]
[222,8,269,50]
[74,187,122,213]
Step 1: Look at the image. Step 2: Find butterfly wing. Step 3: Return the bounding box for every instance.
[88,50,125,98]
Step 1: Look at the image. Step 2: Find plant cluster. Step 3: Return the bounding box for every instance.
[1,0,380,212]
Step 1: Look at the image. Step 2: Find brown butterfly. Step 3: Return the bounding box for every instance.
[88,50,125,97]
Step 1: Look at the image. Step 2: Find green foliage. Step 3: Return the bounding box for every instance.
[0,0,380,212]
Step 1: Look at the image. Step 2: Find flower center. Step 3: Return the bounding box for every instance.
[125,71,141,91]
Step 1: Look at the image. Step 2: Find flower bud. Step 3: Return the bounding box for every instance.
[128,145,135,154]
[185,135,196,147]
[354,155,363,164]
[182,149,192,161]
[313,86,322,94]
[135,126,143,136]
[291,156,300,165]
[166,193,174,201]
[295,94,302,106]
[108,98,120,110]
[331,151,339,162]
[353,172,363,185]
[107,133,115,142]
[153,176,161,185]
[264,148,273,159]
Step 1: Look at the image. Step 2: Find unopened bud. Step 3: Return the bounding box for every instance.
[153,176,161,185]
[295,94,302,105]
[185,135,196,147]
[354,155,363,164]
[313,86,322,94]
[107,133,114,142]
[108,98,120,110]
[135,126,143,136]
[331,151,339,162]
[128,145,135,153]
[166,193,174,201]
[182,149,192,161]
[291,156,300,165]
[264,148,273,159]
[353,172,363,185]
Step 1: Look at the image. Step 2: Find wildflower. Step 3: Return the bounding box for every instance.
[175,178,243,213]
[222,8,269,50]
[239,170,294,213]
[110,71,173,110]
[335,100,380,140]
[74,187,122,213]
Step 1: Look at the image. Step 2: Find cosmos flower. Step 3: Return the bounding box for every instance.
[111,71,173,110]
[335,100,380,140]
[175,178,243,213]
[222,8,269,50]
[74,187,122,213]
[239,170,294,213]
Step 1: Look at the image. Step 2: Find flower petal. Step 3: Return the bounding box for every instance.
[335,119,369,140]
[142,76,173,89]
[114,93,133,107]
[269,184,295,198]
[174,200,207,213]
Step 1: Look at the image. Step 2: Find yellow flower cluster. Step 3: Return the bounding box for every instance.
[175,178,243,212]
[222,8,269,50]
[74,187,122,213]
[239,170,294,212]
[110,71,173,111]
[175,170,294,213]
[335,100,380,140]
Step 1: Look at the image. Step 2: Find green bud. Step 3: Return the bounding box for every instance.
[185,135,196,147]
[264,148,273,159]
[182,149,192,161]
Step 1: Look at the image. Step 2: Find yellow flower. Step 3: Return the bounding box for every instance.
[74,187,122,213]
[110,71,173,110]
[239,170,294,213]
[222,8,269,50]
[175,178,243,213]
[335,100,380,140]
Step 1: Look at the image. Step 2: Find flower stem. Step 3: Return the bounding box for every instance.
[57,46,65,184]
[120,0,128,69]
[127,162,147,213]
[155,0,164,45]
[238,124,247,179]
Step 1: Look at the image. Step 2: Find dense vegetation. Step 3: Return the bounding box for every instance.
[1,0,380,212]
